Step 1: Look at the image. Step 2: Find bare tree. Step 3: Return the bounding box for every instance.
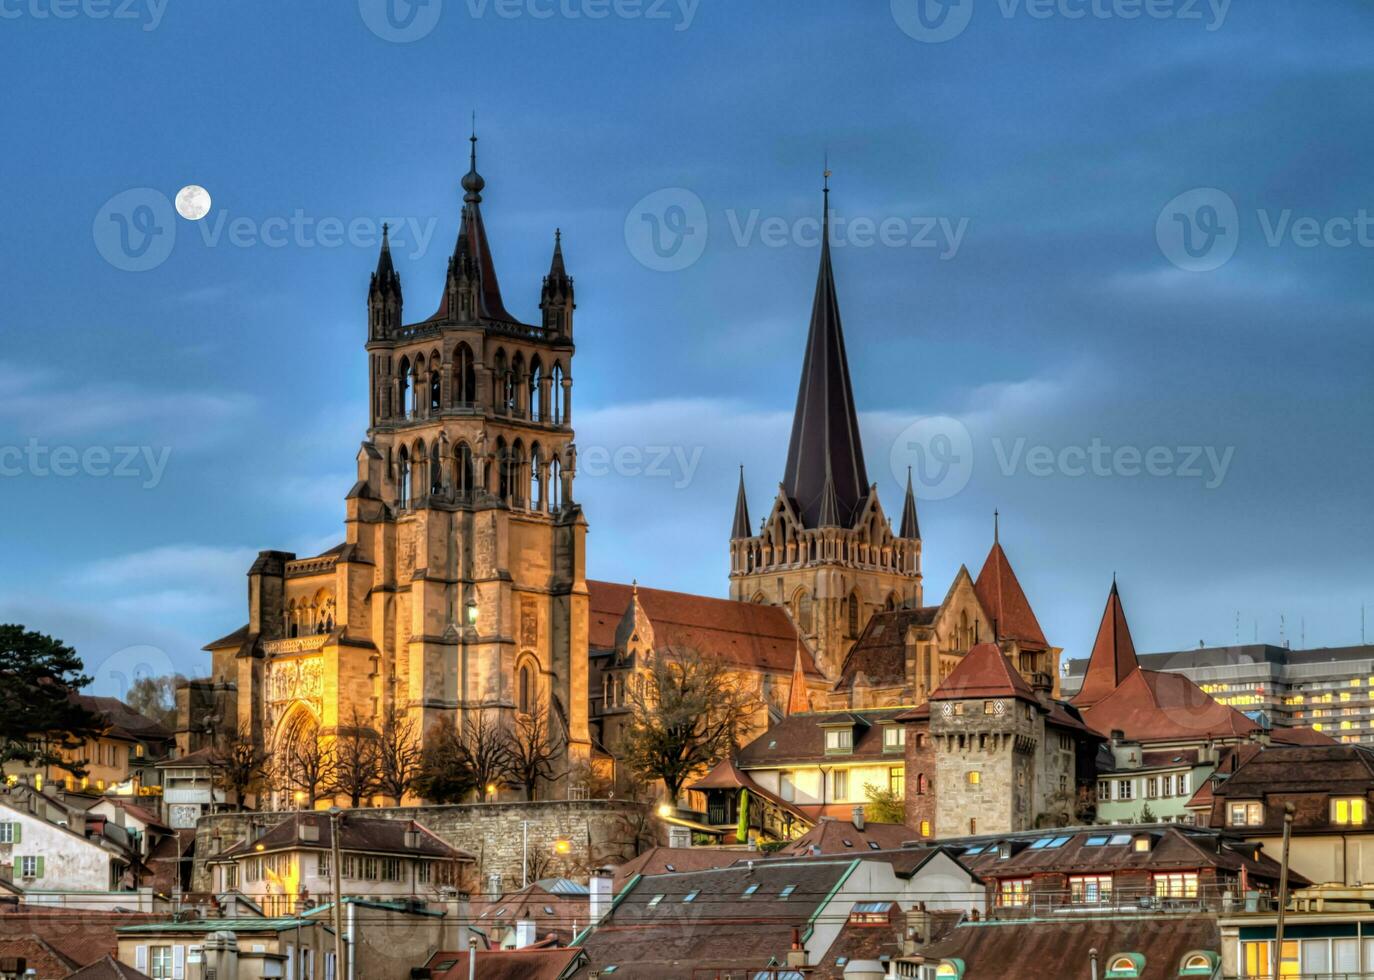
[209,723,269,810]
[414,712,513,804]
[509,698,560,801]
[326,708,379,807]
[460,712,515,798]
[277,715,336,809]
[375,707,422,804]
[618,648,764,804]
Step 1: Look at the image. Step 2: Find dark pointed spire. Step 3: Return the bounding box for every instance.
[781,172,870,529]
[899,467,920,539]
[540,227,575,335]
[549,228,566,278]
[435,125,513,323]
[370,222,401,297]
[731,465,752,539]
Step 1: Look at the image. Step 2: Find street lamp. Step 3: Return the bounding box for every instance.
[485,783,497,802]
[327,806,345,980]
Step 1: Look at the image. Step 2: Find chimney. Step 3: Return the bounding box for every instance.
[589,866,613,925]
[298,819,320,843]
[514,920,536,949]
[851,806,865,831]
[404,826,421,849]
[200,930,238,980]
[486,872,502,900]
[785,927,806,968]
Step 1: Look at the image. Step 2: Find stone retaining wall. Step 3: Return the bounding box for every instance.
[190,800,655,893]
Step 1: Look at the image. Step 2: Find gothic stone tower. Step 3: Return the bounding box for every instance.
[728,182,922,679]
[215,135,589,801]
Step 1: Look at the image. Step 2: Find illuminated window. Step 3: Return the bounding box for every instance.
[1104,954,1144,978]
[1331,797,1367,826]
[1229,801,1264,826]
[889,766,904,797]
[1068,875,1112,904]
[831,769,849,801]
[966,771,981,786]
[1153,872,1198,899]
[1242,940,1297,979]
[997,879,1031,907]
[920,820,932,837]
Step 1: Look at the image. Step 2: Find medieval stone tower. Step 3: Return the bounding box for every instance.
[728,181,922,679]
[211,135,590,802]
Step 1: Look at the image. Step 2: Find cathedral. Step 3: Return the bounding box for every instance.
[191,138,1064,806]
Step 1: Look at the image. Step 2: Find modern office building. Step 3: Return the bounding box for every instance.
[1063,644,1374,744]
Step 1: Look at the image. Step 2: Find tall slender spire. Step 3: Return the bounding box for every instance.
[780,172,870,529]
[731,466,751,539]
[816,459,842,528]
[369,222,401,300]
[899,466,920,539]
[786,641,811,716]
[435,125,513,323]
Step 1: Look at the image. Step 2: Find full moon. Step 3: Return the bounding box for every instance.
[175,184,212,221]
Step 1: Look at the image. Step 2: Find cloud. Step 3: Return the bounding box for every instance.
[71,543,258,591]
[0,359,254,445]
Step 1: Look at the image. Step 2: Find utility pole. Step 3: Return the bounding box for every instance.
[328,806,345,980]
[1273,803,1295,979]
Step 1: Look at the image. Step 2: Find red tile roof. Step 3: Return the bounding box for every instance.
[929,643,1036,702]
[611,847,743,894]
[1079,668,1260,743]
[1270,725,1338,746]
[973,541,1048,649]
[1073,582,1139,708]
[587,581,822,676]
[777,818,913,856]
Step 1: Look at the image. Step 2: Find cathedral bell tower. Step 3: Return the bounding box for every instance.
[729,176,922,679]
[348,130,590,786]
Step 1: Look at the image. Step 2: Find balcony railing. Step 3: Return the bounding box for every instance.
[991,884,1267,919]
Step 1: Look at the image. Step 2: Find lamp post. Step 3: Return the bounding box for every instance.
[1273,802,1295,979]
[327,806,345,980]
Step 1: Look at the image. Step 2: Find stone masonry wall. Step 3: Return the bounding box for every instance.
[190,800,654,893]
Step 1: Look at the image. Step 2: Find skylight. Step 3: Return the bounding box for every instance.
[1084,836,1110,846]
[867,841,880,850]
[965,846,985,855]
[1029,838,1052,849]
[1048,836,1071,848]
[647,894,664,907]
[743,883,759,897]
[779,885,796,899]
[842,839,853,847]
[683,890,700,903]
[1107,834,1132,846]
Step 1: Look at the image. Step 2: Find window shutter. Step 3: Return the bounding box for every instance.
[11,823,19,844]
[35,856,44,878]
[136,946,149,972]
[173,944,186,979]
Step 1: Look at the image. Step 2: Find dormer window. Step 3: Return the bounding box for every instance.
[1228,801,1264,827]
[1103,953,1144,978]
[824,729,853,754]
[882,725,905,752]
[1331,797,1367,826]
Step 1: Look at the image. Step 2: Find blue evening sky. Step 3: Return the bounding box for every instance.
[1,0,1371,691]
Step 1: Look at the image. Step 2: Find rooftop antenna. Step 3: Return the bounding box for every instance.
[1301,617,1306,649]
[1363,604,1366,645]
[1235,611,1240,646]
[993,508,1000,544]
[1280,614,1287,649]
